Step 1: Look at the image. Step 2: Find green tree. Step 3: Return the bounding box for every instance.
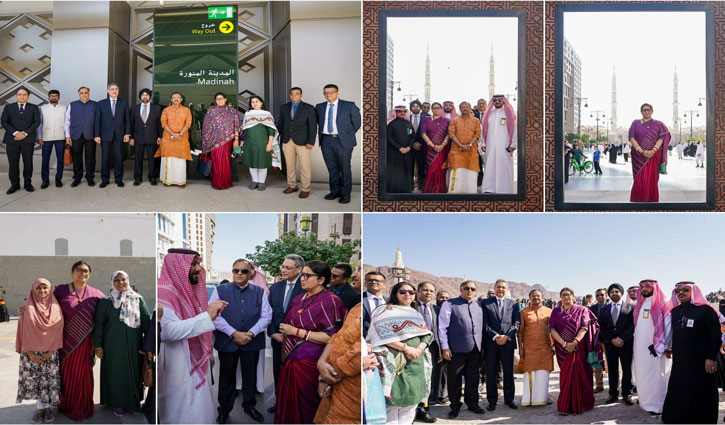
[565,133,579,144]
[580,134,590,144]
[247,231,361,276]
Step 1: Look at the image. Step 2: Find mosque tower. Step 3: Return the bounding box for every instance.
[673,65,680,134]
[391,245,408,284]
[610,66,618,131]
[424,44,431,103]
[489,46,495,99]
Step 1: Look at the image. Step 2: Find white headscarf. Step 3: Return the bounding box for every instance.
[107,270,142,329]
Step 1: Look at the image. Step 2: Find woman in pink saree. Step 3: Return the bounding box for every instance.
[420,102,451,193]
[549,287,602,415]
[628,103,670,202]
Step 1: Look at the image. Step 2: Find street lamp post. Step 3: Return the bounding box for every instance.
[573,97,588,137]
[683,109,699,139]
[590,110,605,143]
[402,94,419,104]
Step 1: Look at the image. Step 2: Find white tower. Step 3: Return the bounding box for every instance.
[391,245,408,284]
[489,46,495,99]
[673,65,680,136]
[424,44,431,103]
[611,66,618,131]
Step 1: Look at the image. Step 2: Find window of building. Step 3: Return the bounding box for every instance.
[311,214,319,234]
[54,238,68,256]
[120,239,133,256]
[342,214,353,235]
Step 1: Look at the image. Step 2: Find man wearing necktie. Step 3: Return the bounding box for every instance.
[277,87,317,198]
[94,83,131,187]
[414,281,441,423]
[315,84,361,204]
[1,86,40,194]
[597,283,635,405]
[409,99,427,192]
[129,88,163,186]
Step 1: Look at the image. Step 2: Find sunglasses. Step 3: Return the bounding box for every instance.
[675,287,691,293]
[462,287,476,291]
[300,273,318,280]
[398,289,415,295]
[232,268,250,275]
[492,97,504,102]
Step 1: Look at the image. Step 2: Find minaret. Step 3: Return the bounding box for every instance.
[610,66,617,131]
[488,45,495,99]
[673,65,679,134]
[391,245,408,283]
[424,44,431,103]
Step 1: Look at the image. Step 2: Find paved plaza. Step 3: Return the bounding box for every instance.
[564,151,706,203]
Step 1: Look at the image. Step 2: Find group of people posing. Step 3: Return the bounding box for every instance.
[157,249,362,424]
[362,274,723,424]
[14,261,154,423]
[1,84,360,203]
[386,95,517,194]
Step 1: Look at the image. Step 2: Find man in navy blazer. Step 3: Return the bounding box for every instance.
[362,271,388,338]
[2,87,41,193]
[94,82,131,187]
[315,84,361,204]
[129,88,163,186]
[598,283,635,405]
[481,279,520,411]
[265,254,304,413]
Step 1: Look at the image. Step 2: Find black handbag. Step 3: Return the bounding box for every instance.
[197,154,212,177]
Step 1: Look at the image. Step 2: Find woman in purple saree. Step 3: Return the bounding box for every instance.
[628,103,670,202]
[420,102,451,193]
[549,287,602,415]
[274,261,347,424]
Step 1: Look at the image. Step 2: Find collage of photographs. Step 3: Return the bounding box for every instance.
[0,1,724,425]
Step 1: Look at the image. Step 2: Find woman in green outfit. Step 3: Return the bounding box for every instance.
[239,95,278,191]
[369,281,433,425]
[93,271,150,417]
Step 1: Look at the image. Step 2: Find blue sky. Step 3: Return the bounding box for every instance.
[212,214,279,273]
[363,213,725,295]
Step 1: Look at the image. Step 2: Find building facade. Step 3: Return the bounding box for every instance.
[563,37,582,136]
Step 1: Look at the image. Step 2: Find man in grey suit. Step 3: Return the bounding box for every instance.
[481,279,520,411]
[277,87,317,198]
[415,281,441,423]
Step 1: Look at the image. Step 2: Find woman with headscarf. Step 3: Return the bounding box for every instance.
[549,287,602,415]
[15,278,64,424]
[241,95,278,191]
[369,281,432,424]
[628,103,670,202]
[201,92,242,190]
[93,271,151,417]
[274,261,347,424]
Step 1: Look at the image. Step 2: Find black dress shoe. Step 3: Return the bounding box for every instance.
[133,180,141,186]
[487,403,496,411]
[99,182,108,188]
[339,194,351,204]
[266,404,275,413]
[447,408,459,419]
[41,181,50,189]
[150,178,158,186]
[71,180,81,187]
[244,408,264,423]
[505,401,518,409]
[6,185,20,194]
[324,192,340,200]
[55,180,63,188]
[25,184,34,192]
[605,395,618,404]
[117,181,125,187]
[416,409,437,422]
[216,413,228,424]
[623,395,633,405]
[87,180,95,187]
[468,405,485,414]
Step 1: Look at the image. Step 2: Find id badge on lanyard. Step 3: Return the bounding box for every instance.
[643,308,650,319]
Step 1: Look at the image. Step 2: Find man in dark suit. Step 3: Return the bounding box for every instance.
[2,86,40,193]
[129,88,162,186]
[328,263,360,312]
[473,98,487,188]
[277,87,317,198]
[408,99,426,192]
[481,279,520,411]
[362,271,387,338]
[94,82,131,187]
[315,84,361,204]
[265,254,304,413]
[598,283,635,405]
[589,288,609,392]
[415,281,441,423]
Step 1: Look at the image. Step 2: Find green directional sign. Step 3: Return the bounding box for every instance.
[208,6,234,19]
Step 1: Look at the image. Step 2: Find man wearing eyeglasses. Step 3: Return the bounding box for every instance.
[589,288,610,394]
[438,280,485,419]
[415,281,441,423]
[209,259,271,423]
[328,263,360,312]
[266,254,304,413]
[362,271,387,338]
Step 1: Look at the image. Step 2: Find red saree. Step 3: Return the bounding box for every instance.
[421,116,451,193]
[210,139,233,190]
[629,119,670,202]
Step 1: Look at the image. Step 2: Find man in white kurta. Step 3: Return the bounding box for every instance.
[480,95,517,194]
[695,141,705,167]
[631,279,671,415]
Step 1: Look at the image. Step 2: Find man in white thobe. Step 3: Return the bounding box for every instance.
[479,95,517,194]
[695,140,705,167]
[158,248,228,424]
[676,143,684,159]
[631,279,671,415]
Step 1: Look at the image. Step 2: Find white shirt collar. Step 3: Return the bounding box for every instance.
[328,99,339,106]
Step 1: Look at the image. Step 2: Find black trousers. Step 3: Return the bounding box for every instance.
[271,339,281,397]
[413,145,426,188]
[320,136,353,195]
[217,350,259,415]
[594,161,602,174]
[100,136,124,183]
[485,346,515,404]
[6,141,34,187]
[72,136,96,182]
[477,155,484,186]
[604,341,633,397]
[134,143,158,180]
[447,347,480,411]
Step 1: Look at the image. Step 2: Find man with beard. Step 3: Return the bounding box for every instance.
[662,282,721,424]
[479,95,517,194]
[37,89,68,189]
[632,279,672,415]
[442,101,458,120]
[589,288,609,393]
[598,284,635,405]
[436,291,451,307]
[446,102,481,193]
[415,281,441,423]
[627,286,639,303]
[158,249,229,424]
[421,102,431,116]
[386,105,415,192]
[409,100,426,192]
